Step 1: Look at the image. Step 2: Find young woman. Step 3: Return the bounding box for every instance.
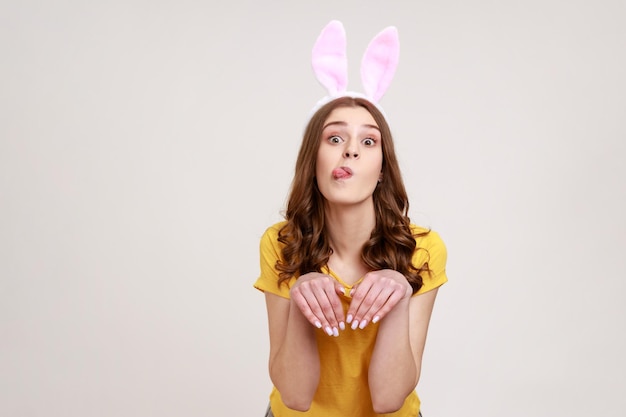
[254,22,448,417]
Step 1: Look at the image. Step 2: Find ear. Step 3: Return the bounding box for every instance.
[311,20,348,96]
[360,26,399,102]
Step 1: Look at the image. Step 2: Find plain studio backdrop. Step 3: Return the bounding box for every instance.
[1,1,625,416]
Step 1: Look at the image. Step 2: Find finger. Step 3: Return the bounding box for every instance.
[345,283,369,326]
[346,281,378,329]
[330,284,347,330]
[345,283,362,326]
[334,283,347,297]
[322,284,347,332]
[350,284,388,329]
[368,289,405,324]
[290,285,324,330]
[311,284,343,336]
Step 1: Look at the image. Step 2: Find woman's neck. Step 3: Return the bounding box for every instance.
[324,202,376,258]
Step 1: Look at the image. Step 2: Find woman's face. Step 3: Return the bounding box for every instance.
[315,105,383,207]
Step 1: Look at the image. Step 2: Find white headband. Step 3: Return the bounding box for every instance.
[310,20,400,117]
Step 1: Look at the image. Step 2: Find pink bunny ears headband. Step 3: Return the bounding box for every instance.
[310,20,400,116]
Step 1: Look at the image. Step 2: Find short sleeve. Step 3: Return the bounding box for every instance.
[253,222,292,299]
[412,228,448,295]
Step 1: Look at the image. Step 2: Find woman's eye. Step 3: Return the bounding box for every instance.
[363,138,376,146]
[328,135,343,144]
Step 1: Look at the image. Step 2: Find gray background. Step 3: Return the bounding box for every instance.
[1,1,625,416]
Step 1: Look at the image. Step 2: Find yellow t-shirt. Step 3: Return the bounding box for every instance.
[254,221,448,417]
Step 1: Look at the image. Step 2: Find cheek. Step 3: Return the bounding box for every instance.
[315,148,333,175]
[315,154,323,178]
[370,152,384,174]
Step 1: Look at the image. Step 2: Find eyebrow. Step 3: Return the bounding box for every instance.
[322,121,380,131]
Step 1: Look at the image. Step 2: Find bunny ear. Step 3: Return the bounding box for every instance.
[311,20,348,96]
[360,26,399,102]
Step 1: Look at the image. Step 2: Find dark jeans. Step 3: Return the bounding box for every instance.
[264,404,423,416]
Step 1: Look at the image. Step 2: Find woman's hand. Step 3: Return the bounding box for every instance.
[290,272,346,337]
[346,269,412,330]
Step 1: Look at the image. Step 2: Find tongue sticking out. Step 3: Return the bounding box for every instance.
[332,167,352,180]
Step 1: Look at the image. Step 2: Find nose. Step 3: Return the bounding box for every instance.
[343,142,359,159]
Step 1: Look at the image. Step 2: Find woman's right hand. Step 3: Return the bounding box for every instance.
[290,272,346,337]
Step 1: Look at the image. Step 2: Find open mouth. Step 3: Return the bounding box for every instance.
[332,167,353,180]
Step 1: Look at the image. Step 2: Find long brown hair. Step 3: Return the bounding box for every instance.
[276,97,430,293]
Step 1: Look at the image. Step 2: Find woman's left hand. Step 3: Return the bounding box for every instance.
[346,269,412,330]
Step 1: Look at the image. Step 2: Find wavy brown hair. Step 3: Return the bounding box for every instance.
[276,97,430,294]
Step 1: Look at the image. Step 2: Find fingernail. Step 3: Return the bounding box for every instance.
[346,314,353,324]
[315,321,322,328]
[351,320,359,330]
[372,316,380,324]
[333,327,339,337]
[339,321,345,331]
[359,319,367,329]
[325,326,333,336]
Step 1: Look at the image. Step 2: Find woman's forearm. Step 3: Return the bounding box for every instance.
[269,302,320,411]
[368,298,418,413]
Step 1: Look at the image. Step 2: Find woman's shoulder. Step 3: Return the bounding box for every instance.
[410,224,448,291]
[262,220,287,238]
[259,220,288,250]
[409,224,446,249]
